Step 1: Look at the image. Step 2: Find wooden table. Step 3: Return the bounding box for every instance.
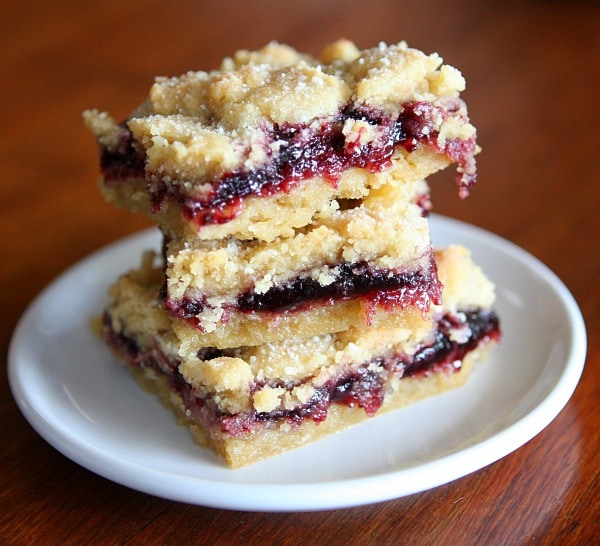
[2,1,598,543]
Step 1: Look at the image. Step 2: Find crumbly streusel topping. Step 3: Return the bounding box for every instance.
[84,39,476,199]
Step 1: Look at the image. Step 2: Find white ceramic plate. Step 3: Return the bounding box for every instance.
[8,215,587,512]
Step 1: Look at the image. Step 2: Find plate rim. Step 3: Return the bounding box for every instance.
[7,215,587,511]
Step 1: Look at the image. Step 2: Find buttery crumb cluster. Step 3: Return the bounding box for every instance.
[86,40,499,468]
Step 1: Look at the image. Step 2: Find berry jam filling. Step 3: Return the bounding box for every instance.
[404,309,501,377]
[165,258,442,323]
[237,261,441,313]
[238,308,500,430]
[101,312,178,376]
[101,124,146,183]
[102,308,500,437]
[100,100,476,226]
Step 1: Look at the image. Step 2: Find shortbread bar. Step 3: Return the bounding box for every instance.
[84,40,478,242]
[164,180,440,347]
[101,246,500,468]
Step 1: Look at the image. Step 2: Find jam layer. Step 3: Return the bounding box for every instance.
[165,259,443,321]
[101,101,476,227]
[102,308,500,438]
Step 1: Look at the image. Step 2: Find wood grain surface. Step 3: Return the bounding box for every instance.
[1,1,598,544]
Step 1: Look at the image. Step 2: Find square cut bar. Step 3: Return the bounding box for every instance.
[101,246,500,468]
[83,40,478,242]
[164,180,439,347]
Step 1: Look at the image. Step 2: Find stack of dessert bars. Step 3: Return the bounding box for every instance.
[84,40,500,468]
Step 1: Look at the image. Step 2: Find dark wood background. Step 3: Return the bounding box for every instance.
[2,1,598,543]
